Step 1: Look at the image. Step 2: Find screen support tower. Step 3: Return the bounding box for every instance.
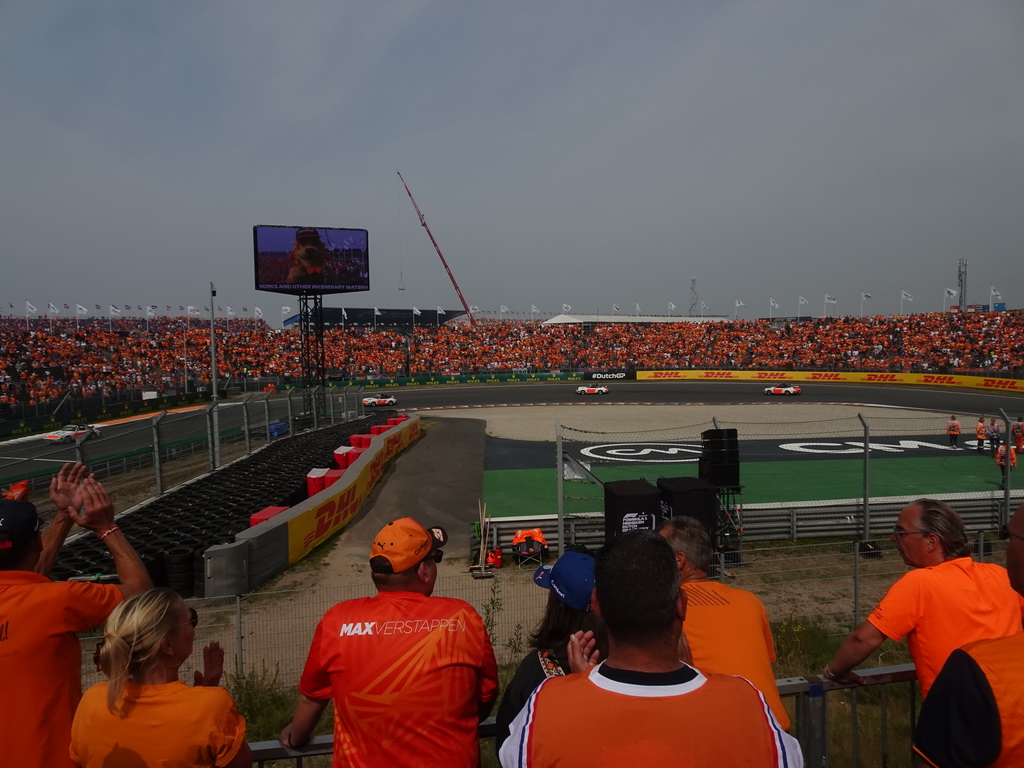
[298,292,326,417]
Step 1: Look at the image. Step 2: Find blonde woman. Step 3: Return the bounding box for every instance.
[70,588,251,767]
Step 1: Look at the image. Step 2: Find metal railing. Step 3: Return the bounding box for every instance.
[248,665,920,767]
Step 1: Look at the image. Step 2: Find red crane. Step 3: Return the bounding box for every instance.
[397,171,476,327]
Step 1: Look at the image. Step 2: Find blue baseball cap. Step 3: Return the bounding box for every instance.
[0,500,43,549]
[533,551,595,612]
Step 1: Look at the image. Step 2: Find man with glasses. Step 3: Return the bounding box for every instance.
[280,517,499,766]
[913,506,1024,766]
[823,499,1023,698]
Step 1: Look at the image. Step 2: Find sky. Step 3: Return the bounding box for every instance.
[2,1,1022,324]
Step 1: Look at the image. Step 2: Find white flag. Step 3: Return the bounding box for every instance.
[530,305,539,313]
[635,302,642,314]
[770,298,778,309]
[281,306,291,317]
[562,303,572,313]
[412,306,421,315]
[48,302,59,313]
[735,299,745,308]
[186,305,200,316]
[25,301,37,313]
[701,301,709,311]
[861,292,872,300]
[109,304,121,315]
[147,305,156,317]
[437,306,446,315]
[254,306,263,318]
[798,295,808,305]
[612,303,620,312]
[373,307,381,316]
[76,303,88,315]
[226,306,235,317]
[469,305,480,313]
[825,294,837,304]
[944,287,958,298]
[341,307,348,319]
[668,301,676,311]
[500,305,509,313]
[901,290,913,302]
[991,285,1002,300]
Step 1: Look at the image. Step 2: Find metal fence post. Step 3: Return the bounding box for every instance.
[235,594,244,675]
[853,539,861,631]
[312,386,322,430]
[796,681,827,766]
[205,403,217,472]
[328,385,337,425]
[858,413,870,539]
[263,396,271,443]
[152,412,166,495]
[978,529,986,563]
[287,390,296,434]
[999,408,1013,526]
[241,395,253,455]
[556,422,564,555]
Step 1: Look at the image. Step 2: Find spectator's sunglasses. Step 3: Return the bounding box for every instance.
[999,524,1024,543]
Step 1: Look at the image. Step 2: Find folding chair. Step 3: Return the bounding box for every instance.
[512,528,548,569]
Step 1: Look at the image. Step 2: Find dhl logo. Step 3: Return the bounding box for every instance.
[921,375,955,384]
[982,379,1024,391]
[303,485,361,548]
[650,371,685,379]
[865,374,899,382]
[755,372,778,379]
[702,372,737,379]
[810,373,842,380]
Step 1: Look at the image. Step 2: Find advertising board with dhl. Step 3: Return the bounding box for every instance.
[287,416,421,564]
[637,370,1024,392]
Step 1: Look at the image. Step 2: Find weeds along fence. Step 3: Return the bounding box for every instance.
[76,536,1011,693]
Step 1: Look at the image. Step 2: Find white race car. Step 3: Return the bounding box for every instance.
[43,424,102,443]
[362,395,397,407]
[576,385,609,396]
[763,383,802,396]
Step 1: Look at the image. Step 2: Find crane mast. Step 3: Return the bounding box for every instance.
[396,171,476,327]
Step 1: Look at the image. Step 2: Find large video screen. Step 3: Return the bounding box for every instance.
[253,225,369,295]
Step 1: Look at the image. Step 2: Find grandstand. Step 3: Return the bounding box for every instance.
[2,309,1022,421]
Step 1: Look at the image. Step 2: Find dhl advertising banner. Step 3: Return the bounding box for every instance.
[287,417,422,564]
[638,370,1024,392]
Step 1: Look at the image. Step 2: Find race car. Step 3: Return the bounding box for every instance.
[362,395,397,407]
[763,383,802,396]
[42,424,102,443]
[576,385,609,396]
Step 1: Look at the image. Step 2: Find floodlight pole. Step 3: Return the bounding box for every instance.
[209,283,220,467]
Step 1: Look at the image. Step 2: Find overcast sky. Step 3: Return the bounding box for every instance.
[2,1,1022,324]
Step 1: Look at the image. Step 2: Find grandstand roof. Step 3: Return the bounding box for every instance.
[542,314,730,325]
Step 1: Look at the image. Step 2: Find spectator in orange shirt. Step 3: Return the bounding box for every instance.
[0,464,151,768]
[659,515,790,730]
[824,499,1023,697]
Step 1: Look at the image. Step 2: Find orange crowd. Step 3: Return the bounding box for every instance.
[2,311,1022,411]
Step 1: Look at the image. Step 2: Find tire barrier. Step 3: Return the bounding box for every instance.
[51,414,396,595]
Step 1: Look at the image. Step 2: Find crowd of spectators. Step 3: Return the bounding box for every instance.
[2,310,1022,412]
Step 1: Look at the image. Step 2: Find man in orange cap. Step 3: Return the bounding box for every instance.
[280,517,499,767]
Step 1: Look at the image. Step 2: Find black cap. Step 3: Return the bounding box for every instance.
[0,500,43,550]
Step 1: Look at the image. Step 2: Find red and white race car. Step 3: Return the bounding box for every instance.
[43,424,102,443]
[362,395,397,407]
[763,383,802,396]
[576,385,609,396]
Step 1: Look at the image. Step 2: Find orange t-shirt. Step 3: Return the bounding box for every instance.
[868,557,1024,697]
[299,590,499,767]
[682,581,789,730]
[70,681,247,767]
[0,570,122,768]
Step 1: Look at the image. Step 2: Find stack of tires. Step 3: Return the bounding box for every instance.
[51,415,393,595]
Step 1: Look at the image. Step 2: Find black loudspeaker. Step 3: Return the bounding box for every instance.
[604,479,661,541]
[700,428,740,488]
[657,476,719,542]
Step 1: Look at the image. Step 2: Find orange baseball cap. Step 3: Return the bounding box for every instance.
[369,517,448,573]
